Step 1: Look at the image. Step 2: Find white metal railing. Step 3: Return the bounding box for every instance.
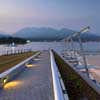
[50,50,69,100]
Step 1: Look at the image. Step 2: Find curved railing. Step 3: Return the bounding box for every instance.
[50,50,69,100]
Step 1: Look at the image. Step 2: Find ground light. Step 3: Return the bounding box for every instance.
[3,78,8,84]
[25,63,38,68]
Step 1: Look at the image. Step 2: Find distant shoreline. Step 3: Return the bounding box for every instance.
[0,37,26,44]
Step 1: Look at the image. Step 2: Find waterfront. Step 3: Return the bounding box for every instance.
[0,42,100,99]
[1,42,100,82]
[0,41,100,54]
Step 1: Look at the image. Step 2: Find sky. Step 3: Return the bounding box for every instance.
[0,0,100,34]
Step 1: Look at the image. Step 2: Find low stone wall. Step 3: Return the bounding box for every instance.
[53,50,100,100]
[0,52,40,88]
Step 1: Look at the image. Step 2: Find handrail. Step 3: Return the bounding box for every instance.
[50,50,69,100]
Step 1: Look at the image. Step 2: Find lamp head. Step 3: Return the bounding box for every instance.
[81,26,90,33]
[72,26,90,37]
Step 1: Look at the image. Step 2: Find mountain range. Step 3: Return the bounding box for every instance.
[0,27,100,41]
[0,31,11,38]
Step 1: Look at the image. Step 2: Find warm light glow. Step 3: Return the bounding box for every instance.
[4,81,22,90]
[3,78,8,84]
[26,64,37,68]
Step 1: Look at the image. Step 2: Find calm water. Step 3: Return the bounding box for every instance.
[0,42,100,55]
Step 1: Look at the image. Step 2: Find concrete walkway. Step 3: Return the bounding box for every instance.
[0,51,53,100]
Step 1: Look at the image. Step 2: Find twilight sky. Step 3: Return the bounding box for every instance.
[0,0,100,34]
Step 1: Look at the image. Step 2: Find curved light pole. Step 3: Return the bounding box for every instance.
[71,26,90,78]
[63,26,90,77]
[61,26,90,78]
[67,36,75,57]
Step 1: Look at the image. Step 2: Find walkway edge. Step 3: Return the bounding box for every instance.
[0,52,40,88]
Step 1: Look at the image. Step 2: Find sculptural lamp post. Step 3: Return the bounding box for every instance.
[72,26,90,78]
